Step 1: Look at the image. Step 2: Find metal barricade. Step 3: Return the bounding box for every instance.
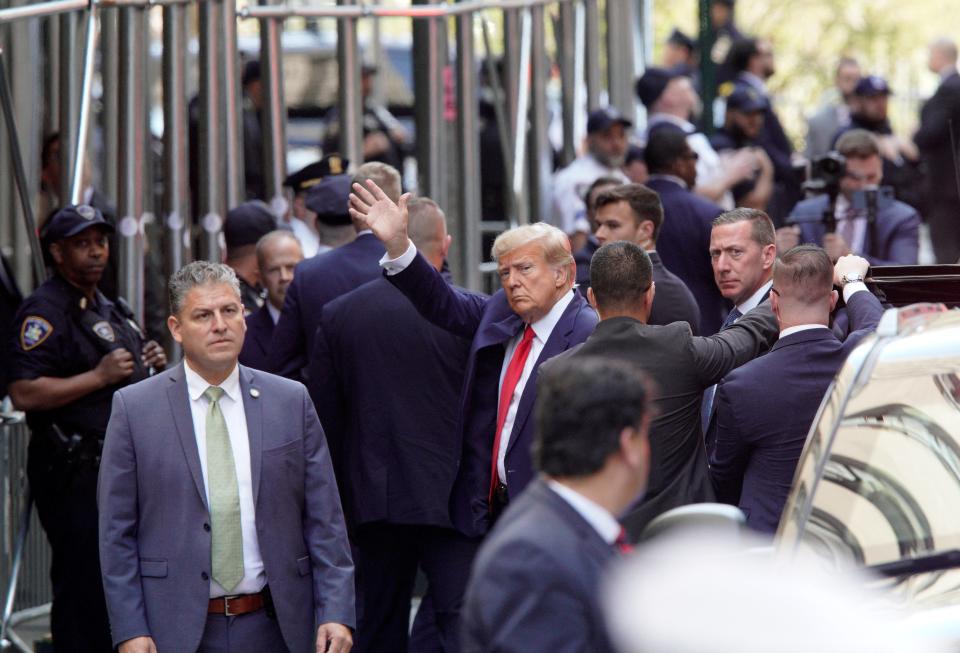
[0,411,52,653]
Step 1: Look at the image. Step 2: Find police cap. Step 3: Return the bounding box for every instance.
[224,201,276,249]
[667,28,696,53]
[283,155,350,194]
[42,204,114,245]
[305,174,352,226]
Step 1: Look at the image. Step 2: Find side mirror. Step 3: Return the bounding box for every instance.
[641,503,747,542]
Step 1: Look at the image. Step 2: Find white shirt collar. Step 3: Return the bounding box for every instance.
[780,324,830,338]
[547,479,621,545]
[740,72,768,94]
[356,229,373,237]
[184,360,241,403]
[529,290,575,343]
[737,279,773,314]
[647,173,689,189]
[267,302,281,325]
[647,113,695,134]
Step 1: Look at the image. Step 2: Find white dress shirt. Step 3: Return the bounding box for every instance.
[547,480,621,545]
[289,218,320,259]
[779,324,830,338]
[183,361,266,598]
[496,290,575,483]
[266,302,281,325]
[834,195,867,256]
[736,279,773,316]
[551,154,629,235]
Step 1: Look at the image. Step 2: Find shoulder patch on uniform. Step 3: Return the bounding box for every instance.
[20,316,53,351]
[92,320,116,343]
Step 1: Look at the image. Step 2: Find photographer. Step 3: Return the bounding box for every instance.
[777,129,920,266]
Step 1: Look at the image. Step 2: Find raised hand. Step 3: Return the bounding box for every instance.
[348,179,412,259]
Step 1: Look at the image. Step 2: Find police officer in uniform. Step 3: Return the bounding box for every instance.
[7,205,166,653]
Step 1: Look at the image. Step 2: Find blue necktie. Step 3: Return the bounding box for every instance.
[701,308,744,434]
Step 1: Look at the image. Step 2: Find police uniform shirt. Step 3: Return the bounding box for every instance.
[239,277,265,315]
[8,274,148,435]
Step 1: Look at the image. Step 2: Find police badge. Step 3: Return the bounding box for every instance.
[20,316,53,351]
[92,320,116,343]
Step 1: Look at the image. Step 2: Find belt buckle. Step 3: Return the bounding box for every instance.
[223,595,238,617]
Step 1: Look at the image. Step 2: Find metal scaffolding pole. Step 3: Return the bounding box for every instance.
[583,0,600,111]
[455,10,480,290]
[220,0,244,208]
[527,4,550,224]
[116,6,147,322]
[69,5,99,205]
[605,0,636,119]
[58,11,79,205]
[510,8,531,226]
[0,46,47,285]
[162,3,190,275]
[260,8,288,217]
[415,15,444,201]
[100,6,119,202]
[557,0,576,167]
[198,0,224,261]
[336,0,362,166]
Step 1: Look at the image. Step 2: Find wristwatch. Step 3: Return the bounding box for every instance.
[840,272,865,287]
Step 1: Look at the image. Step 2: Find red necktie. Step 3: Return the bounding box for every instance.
[489,326,536,503]
[615,528,634,555]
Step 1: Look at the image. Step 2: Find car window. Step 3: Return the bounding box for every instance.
[783,358,960,571]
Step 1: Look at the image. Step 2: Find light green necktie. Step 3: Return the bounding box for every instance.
[203,386,244,592]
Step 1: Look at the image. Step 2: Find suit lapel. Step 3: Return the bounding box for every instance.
[475,310,523,350]
[239,365,264,506]
[167,364,208,510]
[254,308,274,354]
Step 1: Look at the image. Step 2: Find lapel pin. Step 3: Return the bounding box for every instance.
[249,388,260,398]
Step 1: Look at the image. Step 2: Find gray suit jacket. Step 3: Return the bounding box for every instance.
[544,305,779,538]
[98,363,355,653]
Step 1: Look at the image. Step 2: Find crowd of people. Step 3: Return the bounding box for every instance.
[4,4,960,652]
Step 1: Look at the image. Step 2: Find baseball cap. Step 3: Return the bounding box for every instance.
[587,106,633,134]
[42,204,114,244]
[224,201,276,249]
[854,75,892,97]
[305,174,352,226]
[725,86,769,113]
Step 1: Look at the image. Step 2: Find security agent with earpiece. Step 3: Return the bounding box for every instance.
[7,204,166,653]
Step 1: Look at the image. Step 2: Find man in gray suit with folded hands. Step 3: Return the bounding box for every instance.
[98,261,354,653]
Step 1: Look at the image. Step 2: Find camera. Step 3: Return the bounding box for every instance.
[802,152,847,197]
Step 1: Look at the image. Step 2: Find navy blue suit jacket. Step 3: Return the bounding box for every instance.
[646,177,727,334]
[709,290,884,534]
[387,252,598,537]
[238,304,274,372]
[308,277,472,528]
[790,194,921,267]
[648,251,701,335]
[270,233,386,380]
[461,479,617,653]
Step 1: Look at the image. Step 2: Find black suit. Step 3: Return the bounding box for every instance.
[646,177,727,334]
[309,276,474,653]
[648,251,701,335]
[915,71,960,263]
[545,307,779,539]
[238,304,274,372]
[271,233,385,380]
